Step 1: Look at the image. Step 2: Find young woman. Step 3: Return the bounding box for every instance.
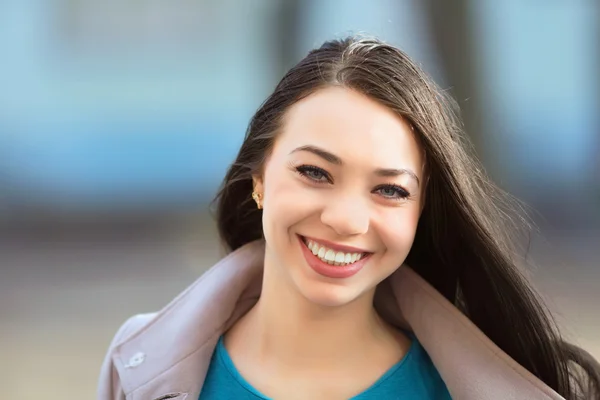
[98,36,600,400]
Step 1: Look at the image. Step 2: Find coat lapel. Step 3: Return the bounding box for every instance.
[383,268,564,399]
[109,240,564,400]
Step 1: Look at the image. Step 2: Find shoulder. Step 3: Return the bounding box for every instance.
[97,313,157,400]
[115,313,157,342]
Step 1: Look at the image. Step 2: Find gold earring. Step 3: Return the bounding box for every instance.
[252,191,263,209]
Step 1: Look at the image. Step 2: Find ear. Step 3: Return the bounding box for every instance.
[252,175,264,195]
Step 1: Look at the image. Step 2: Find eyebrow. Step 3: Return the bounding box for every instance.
[290,145,420,187]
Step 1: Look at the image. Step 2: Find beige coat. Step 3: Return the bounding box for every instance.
[98,240,565,400]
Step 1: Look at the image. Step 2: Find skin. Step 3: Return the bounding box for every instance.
[224,87,426,399]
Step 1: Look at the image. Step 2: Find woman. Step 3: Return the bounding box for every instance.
[98,36,600,400]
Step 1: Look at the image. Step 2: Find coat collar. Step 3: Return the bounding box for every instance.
[110,240,564,400]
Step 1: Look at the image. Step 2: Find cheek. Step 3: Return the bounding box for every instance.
[376,207,421,258]
[261,166,317,242]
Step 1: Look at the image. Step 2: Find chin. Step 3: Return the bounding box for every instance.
[293,278,367,308]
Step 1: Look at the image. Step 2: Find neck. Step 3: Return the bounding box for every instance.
[228,250,397,369]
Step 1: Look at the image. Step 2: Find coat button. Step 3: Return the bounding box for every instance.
[125,352,146,368]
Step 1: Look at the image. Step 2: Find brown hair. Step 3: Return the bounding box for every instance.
[213,36,600,399]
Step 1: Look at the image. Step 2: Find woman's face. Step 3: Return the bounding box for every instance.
[255,86,425,307]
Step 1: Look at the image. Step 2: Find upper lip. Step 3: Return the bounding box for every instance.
[300,235,371,254]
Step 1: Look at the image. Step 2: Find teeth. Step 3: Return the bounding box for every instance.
[324,249,336,262]
[310,243,318,255]
[304,239,365,266]
[317,247,325,258]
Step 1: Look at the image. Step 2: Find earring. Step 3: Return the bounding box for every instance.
[252,191,263,209]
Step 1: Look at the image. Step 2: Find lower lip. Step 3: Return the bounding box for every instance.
[298,236,370,279]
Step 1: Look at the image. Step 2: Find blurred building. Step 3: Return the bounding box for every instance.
[1,0,597,227]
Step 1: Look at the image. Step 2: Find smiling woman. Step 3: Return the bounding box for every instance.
[98,37,600,400]
[251,87,425,311]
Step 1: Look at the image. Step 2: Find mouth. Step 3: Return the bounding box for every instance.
[298,235,372,267]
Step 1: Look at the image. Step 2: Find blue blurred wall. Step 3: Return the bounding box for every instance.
[1,0,598,220]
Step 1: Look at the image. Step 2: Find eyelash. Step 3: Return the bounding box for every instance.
[374,184,410,200]
[295,165,332,183]
[294,164,411,201]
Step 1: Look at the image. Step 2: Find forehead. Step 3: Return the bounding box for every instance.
[274,86,423,170]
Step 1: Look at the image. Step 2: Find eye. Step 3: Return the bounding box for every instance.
[373,184,410,200]
[295,165,332,184]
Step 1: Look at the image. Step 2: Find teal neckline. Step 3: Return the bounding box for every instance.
[216,333,418,399]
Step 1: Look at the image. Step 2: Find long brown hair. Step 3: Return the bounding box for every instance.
[213,36,600,399]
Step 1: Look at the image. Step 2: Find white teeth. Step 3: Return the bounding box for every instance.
[311,244,319,256]
[317,247,326,258]
[305,239,366,266]
[324,249,336,262]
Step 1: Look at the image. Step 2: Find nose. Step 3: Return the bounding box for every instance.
[320,195,370,237]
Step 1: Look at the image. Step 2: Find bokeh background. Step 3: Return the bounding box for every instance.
[1,1,598,398]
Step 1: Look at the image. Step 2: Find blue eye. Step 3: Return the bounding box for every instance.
[296,165,331,183]
[374,184,410,200]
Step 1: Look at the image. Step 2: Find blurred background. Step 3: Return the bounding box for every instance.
[0,0,598,398]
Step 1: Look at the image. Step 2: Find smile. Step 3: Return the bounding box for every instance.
[303,238,365,266]
[298,235,372,279]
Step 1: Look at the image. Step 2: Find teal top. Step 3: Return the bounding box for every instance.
[199,334,451,399]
